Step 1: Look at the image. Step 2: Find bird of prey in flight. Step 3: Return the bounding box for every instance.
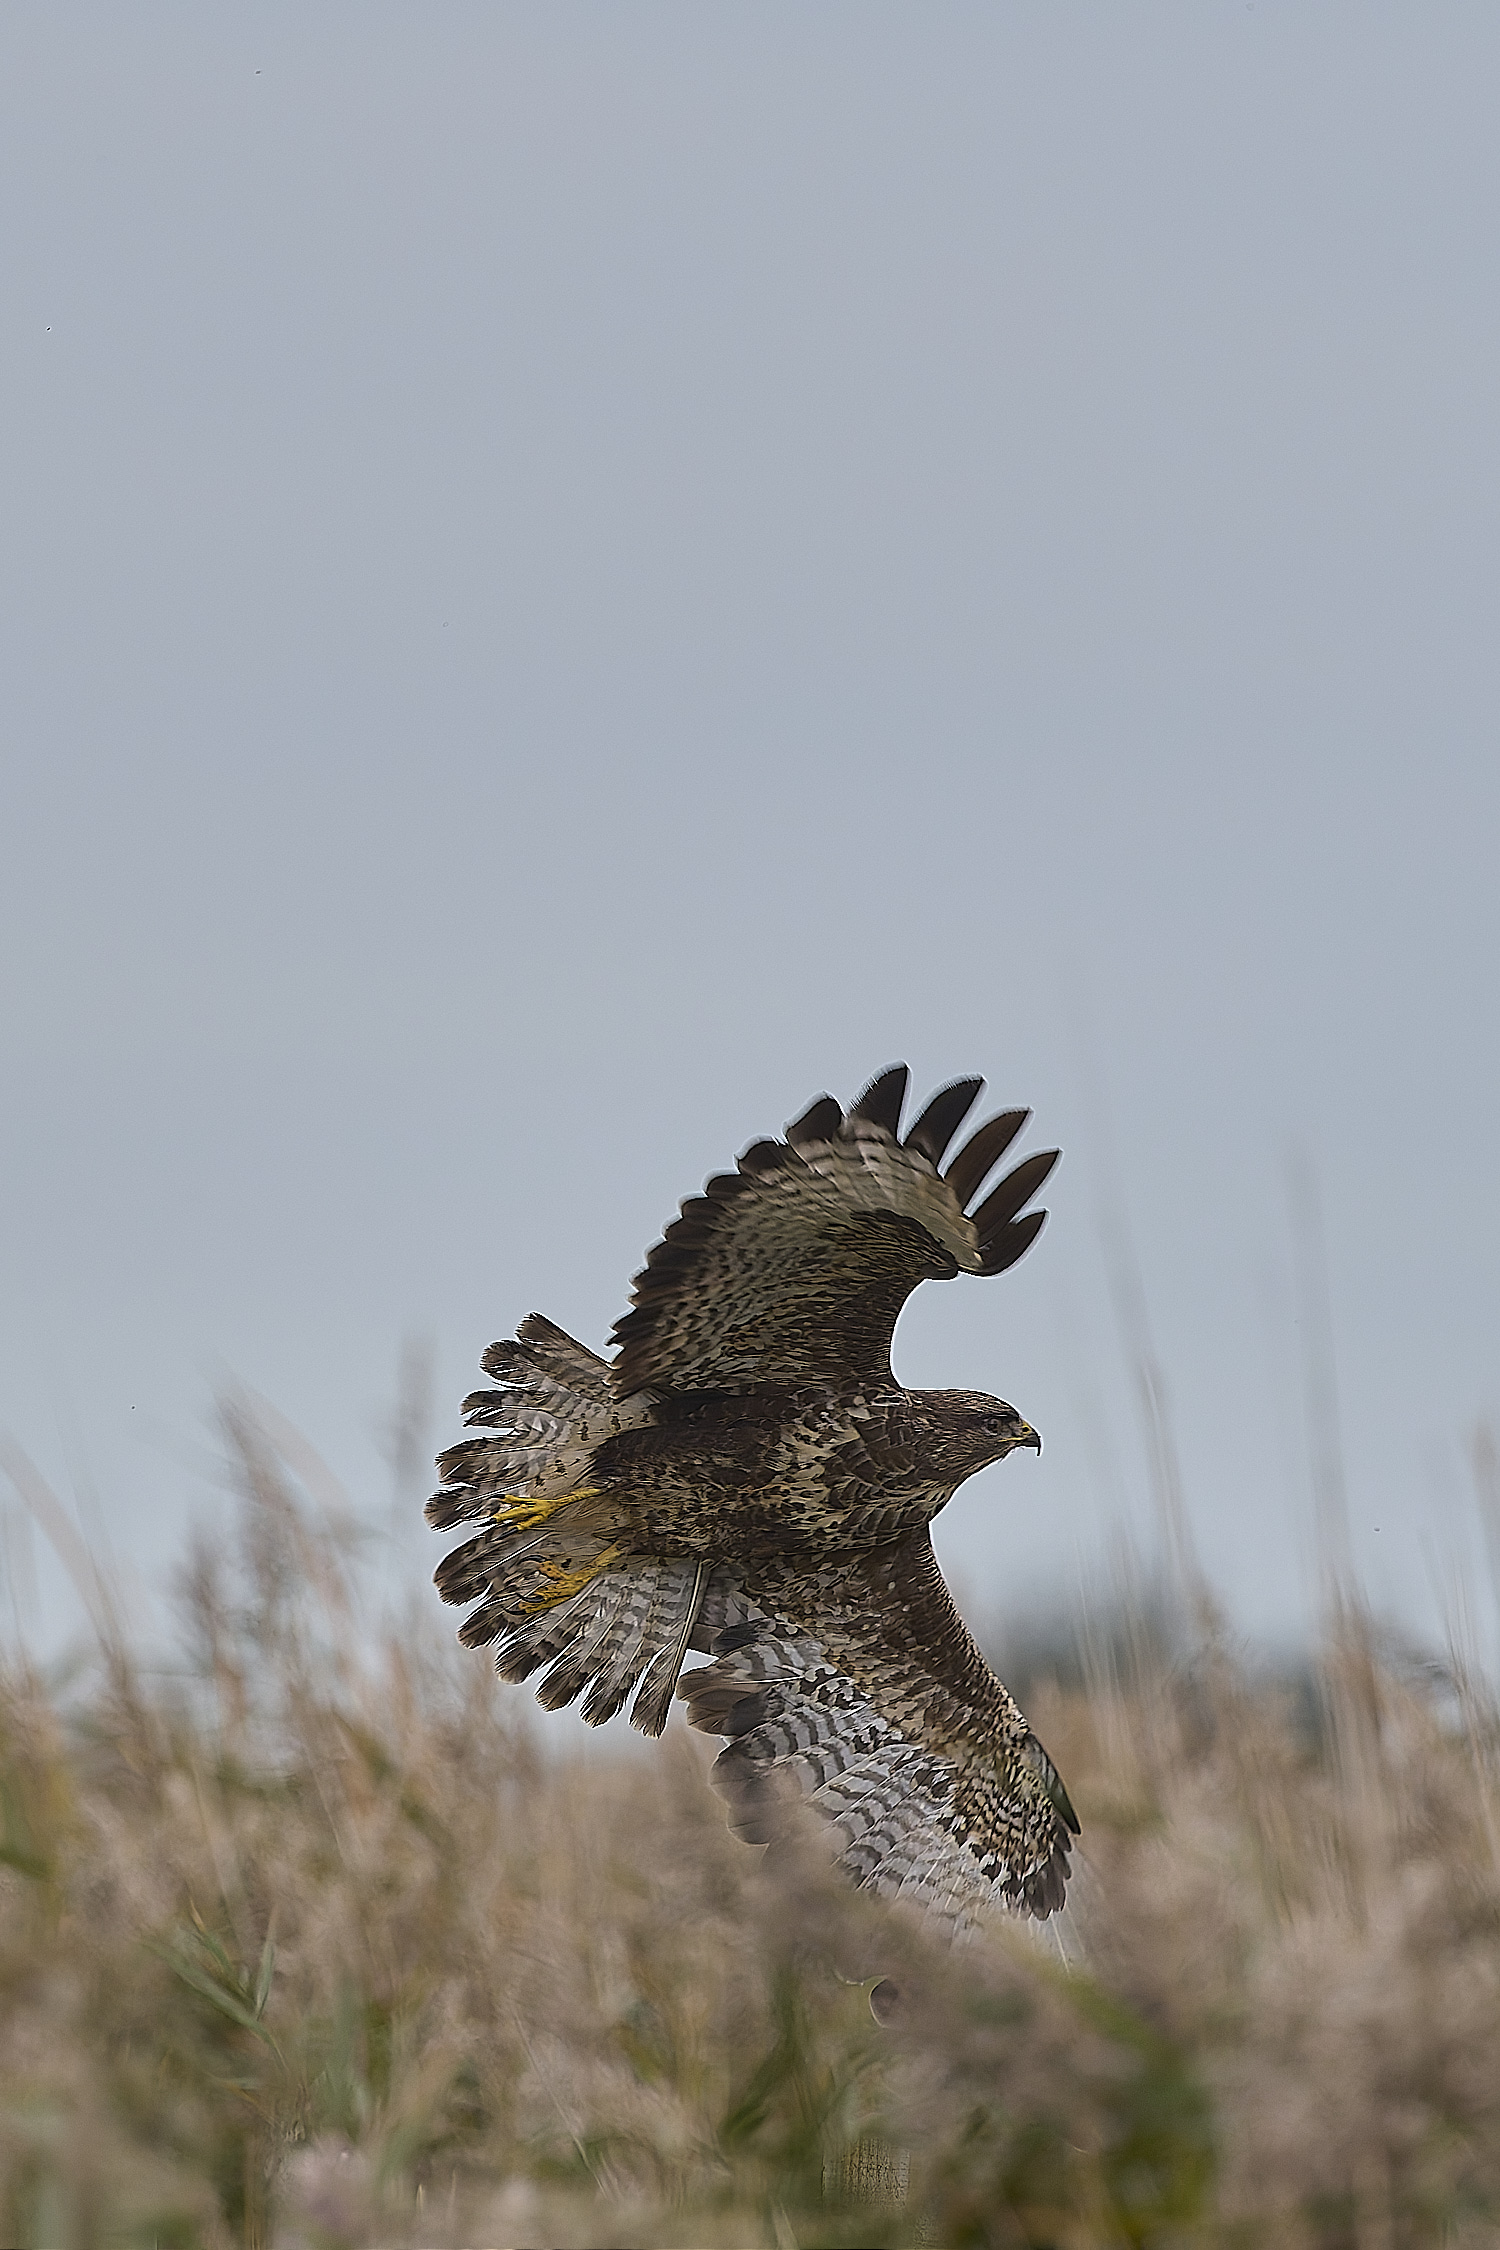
[428,1067,1077,1925]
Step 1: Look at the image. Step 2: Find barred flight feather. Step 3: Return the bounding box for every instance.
[608,1077,1057,1398]
[448,1541,708,1740]
[426,1318,651,1530]
[903,1077,984,1166]
[678,1563,1074,1925]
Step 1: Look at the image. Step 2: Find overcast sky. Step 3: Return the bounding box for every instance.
[3,4,1498,1686]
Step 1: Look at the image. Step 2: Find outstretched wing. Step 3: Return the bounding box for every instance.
[679,1530,1078,1925]
[610,1066,1058,1397]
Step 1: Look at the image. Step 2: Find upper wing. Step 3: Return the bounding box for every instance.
[678,1529,1078,1927]
[610,1066,1058,1397]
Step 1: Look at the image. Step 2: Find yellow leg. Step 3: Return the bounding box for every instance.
[519,1543,626,1615]
[490,1484,601,1533]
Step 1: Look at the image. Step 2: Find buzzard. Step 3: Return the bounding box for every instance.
[428,1068,1078,1925]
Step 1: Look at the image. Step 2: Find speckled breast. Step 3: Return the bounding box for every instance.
[587,1387,946,1556]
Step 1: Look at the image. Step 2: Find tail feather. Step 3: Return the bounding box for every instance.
[535,1584,641,1713]
[425,1313,647,1530]
[458,1393,564,1436]
[461,1550,708,1739]
[489,1581,602,1676]
[628,1561,710,1736]
[435,1511,600,1609]
[430,1312,707,1736]
[514,1311,616,1385]
[562,1566,673,1723]
[534,1556,708,1735]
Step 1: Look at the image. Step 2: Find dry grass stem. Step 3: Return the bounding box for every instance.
[2,1403,1500,2245]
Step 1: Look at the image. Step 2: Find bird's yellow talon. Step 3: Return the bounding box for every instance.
[491,1485,600,1531]
[519,1543,625,1614]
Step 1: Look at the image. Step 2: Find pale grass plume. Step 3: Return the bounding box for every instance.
[1,1398,1500,2244]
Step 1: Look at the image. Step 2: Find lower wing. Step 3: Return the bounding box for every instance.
[680,1532,1078,1928]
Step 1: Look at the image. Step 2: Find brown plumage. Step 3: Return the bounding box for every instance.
[427,1067,1077,1927]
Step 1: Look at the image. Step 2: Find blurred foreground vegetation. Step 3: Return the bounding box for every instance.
[3,1405,1500,2247]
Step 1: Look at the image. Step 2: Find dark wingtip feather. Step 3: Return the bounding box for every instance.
[738,1137,799,1175]
[943,1109,1029,1209]
[904,1078,984,1166]
[849,1064,910,1137]
[977,1206,1048,1275]
[972,1149,1060,1238]
[786,1094,842,1146]
[1022,1841,1072,1919]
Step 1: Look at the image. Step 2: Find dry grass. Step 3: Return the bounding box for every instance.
[3,1404,1500,2248]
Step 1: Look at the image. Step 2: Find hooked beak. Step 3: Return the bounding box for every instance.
[1015,1421,1042,1456]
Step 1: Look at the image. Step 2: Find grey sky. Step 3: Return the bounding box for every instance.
[3,5,1498,1675]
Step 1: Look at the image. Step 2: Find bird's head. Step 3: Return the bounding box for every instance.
[911,1388,1042,1485]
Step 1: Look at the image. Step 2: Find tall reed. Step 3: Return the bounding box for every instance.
[2,1399,1499,2247]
